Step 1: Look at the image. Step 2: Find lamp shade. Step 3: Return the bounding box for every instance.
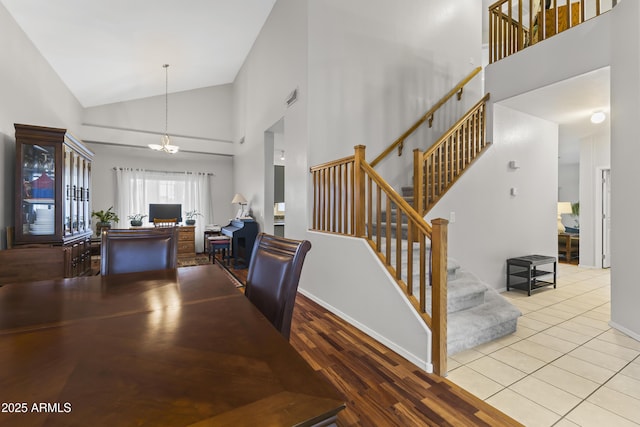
[232,193,248,204]
[557,202,573,232]
[557,202,573,216]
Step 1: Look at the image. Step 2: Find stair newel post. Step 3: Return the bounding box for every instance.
[354,145,366,237]
[431,218,448,377]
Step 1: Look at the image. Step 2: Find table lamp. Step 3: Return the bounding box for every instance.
[232,193,248,218]
[557,202,573,232]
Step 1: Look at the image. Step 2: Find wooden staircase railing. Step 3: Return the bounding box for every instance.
[489,0,615,63]
[370,67,483,168]
[414,94,491,217]
[310,146,449,376]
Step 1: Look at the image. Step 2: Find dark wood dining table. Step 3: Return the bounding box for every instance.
[0,264,344,427]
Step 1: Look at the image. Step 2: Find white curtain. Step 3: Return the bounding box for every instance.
[114,168,213,252]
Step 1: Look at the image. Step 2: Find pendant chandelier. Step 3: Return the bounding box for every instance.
[148,64,179,154]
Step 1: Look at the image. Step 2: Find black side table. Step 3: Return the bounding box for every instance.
[507,255,556,296]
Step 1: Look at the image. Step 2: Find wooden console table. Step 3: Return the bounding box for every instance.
[558,232,579,264]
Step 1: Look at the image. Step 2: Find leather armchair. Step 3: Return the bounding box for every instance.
[244,233,312,340]
[101,228,178,275]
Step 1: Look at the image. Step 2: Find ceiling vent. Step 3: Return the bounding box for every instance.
[285,88,298,108]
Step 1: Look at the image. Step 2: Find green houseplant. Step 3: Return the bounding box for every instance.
[184,210,202,226]
[92,207,120,236]
[127,213,147,227]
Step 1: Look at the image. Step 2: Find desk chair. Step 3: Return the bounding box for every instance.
[153,218,178,227]
[244,233,312,340]
[101,228,178,275]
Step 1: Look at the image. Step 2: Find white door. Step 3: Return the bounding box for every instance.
[602,169,611,268]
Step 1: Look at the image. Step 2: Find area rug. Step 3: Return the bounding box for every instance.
[177,255,210,268]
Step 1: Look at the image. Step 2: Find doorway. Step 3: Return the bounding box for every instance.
[264,118,285,237]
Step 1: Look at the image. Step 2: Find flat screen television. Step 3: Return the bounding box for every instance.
[148,203,182,223]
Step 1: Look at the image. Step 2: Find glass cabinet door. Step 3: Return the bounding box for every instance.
[63,145,72,236]
[20,142,56,238]
[70,151,78,234]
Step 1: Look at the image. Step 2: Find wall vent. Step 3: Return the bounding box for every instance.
[285,88,298,107]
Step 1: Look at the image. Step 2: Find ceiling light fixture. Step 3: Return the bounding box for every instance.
[590,111,606,124]
[148,64,179,154]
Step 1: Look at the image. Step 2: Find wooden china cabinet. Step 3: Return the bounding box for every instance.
[13,124,94,277]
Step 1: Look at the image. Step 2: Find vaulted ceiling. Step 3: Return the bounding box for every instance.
[0,0,276,107]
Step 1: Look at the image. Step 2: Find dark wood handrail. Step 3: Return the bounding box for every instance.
[370,67,482,168]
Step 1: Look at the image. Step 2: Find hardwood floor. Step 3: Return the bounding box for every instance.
[214,259,522,426]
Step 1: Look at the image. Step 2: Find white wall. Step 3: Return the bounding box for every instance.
[610,0,640,340]
[0,3,84,249]
[579,129,610,268]
[430,105,558,290]
[232,0,308,239]
[307,0,483,190]
[81,84,234,155]
[558,163,579,202]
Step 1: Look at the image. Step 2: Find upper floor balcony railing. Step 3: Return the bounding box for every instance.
[489,0,617,63]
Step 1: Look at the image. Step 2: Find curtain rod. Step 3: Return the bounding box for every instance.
[113,167,215,176]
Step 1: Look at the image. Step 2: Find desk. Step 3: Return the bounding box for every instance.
[0,265,344,426]
[129,225,195,262]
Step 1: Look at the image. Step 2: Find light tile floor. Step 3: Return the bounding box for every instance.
[447,263,640,427]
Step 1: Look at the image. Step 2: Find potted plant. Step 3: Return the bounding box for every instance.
[92,207,120,236]
[128,213,147,227]
[184,210,202,226]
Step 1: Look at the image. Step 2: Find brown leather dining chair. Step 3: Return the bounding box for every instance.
[244,233,312,340]
[101,228,179,275]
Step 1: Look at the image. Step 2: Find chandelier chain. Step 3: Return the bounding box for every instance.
[164,64,169,136]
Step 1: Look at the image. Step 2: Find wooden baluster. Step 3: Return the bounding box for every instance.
[396,210,402,280]
[336,164,342,233]
[331,165,336,232]
[367,176,373,240]
[376,185,382,249]
[350,160,355,235]
[312,170,318,230]
[407,221,413,296]
[413,149,424,218]
[419,231,426,312]
[354,145,366,237]
[385,196,392,264]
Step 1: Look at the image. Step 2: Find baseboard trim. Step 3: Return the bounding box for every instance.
[298,288,433,373]
[609,320,640,342]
